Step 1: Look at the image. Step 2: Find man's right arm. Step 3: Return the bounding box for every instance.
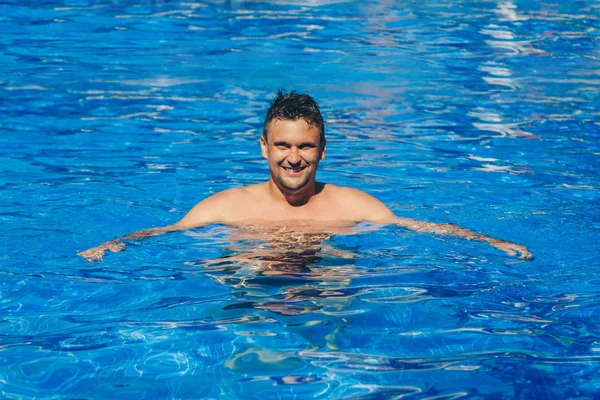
[77,189,238,262]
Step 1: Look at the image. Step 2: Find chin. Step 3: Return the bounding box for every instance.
[278,177,311,192]
[281,182,308,192]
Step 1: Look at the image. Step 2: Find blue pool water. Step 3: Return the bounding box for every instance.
[1,0,599,398]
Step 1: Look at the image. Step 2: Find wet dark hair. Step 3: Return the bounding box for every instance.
[263,90,325,143]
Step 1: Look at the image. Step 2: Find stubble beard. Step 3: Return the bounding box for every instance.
[277,173,309,191]
[274,167,314,192]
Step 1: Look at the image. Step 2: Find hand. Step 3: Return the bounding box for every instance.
[489,239,533,260]
[77,241,125,262]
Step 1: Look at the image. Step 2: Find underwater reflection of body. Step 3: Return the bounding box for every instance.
[186,224,369,357]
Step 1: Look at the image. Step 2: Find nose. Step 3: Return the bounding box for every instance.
[287,147,301,165]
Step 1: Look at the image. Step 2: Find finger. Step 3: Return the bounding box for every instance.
[82,254,99,262]
[78,251,92,260]
[78,250,103,262]
[519,250,534,260]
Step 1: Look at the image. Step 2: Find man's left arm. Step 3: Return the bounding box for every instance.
[391,216,533,260]
[350,188,533,260]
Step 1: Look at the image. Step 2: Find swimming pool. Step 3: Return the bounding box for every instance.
[1,0,599,398]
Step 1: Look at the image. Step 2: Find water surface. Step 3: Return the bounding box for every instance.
[1,0,599,398]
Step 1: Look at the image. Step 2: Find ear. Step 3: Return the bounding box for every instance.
[260,135,268,159]
[319,138,326,161]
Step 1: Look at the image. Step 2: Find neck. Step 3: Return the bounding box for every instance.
[268,179,318,207]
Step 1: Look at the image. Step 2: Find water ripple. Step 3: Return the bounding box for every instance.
[1,0,599,398]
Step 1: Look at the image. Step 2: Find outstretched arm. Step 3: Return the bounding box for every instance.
[77,189,237,262]
[77,225,184,262]
[347,188,533,259]
[392,216,533,259]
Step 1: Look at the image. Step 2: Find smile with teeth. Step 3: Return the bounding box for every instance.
[282,165,307,173]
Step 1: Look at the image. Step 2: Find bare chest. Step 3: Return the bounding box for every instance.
[228,196,355,222]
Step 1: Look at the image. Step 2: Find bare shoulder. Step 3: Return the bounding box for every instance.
[322,184,395,222]
[242,182,269,196]
[175,187,249,228]
[322,184,383,204]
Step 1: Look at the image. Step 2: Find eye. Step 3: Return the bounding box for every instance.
[299,144,316,150]
[273,142,290,150]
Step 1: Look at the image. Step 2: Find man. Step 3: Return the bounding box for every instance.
[78,90,532,262]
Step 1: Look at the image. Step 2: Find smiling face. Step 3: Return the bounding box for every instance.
[260,119,326,194]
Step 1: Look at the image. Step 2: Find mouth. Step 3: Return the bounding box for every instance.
[282,166,307,174]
